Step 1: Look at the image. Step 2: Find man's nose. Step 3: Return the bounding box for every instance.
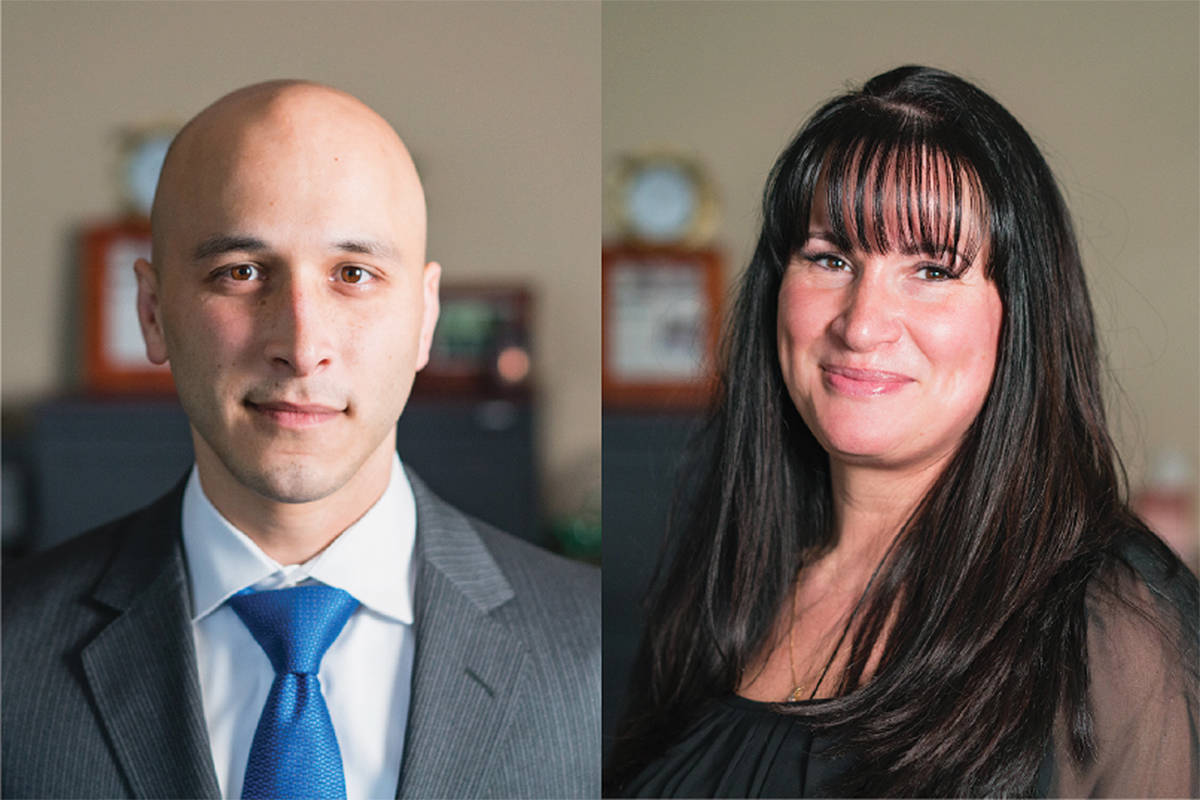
[830,272,902,351]
[262,276,335,376]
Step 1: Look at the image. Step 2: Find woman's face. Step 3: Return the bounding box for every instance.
[776,192,1002,475]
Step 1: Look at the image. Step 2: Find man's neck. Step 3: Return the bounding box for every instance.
[193,442,395,565]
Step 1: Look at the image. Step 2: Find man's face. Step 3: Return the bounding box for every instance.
[136,88,439,507]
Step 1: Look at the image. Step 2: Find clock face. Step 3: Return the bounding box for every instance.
[624,163,698,243]
[124,134,173,217]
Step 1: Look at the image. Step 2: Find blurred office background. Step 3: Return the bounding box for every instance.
[1,1,601,559]
[600,0,1199,748]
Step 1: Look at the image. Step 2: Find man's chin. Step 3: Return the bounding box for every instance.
[237,462,345,505]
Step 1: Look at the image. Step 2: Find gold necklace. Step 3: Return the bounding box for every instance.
[786,583,808,702]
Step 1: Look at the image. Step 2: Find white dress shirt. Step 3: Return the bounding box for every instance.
[182,454,416,800]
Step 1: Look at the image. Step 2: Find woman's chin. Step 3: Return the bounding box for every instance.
[812,424,907,464]
[825,444,901,466]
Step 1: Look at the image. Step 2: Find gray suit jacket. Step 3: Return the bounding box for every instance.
[2,469,600,798]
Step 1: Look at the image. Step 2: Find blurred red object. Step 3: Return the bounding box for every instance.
[1133,449,1198,574]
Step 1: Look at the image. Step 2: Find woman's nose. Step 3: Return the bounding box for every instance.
[830,273,902,351]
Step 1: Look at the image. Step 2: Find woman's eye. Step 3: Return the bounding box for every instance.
[916,264,955,281]
[809,254,850,271]
[338,265,372,284]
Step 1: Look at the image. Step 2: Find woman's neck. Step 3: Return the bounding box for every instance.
[820,457,947,579]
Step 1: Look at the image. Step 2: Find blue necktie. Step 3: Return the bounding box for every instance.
[229,584,359,800]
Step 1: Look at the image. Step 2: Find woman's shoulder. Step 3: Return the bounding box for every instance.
[1088,527,1197,641]
[1109,525,1197,586]
[1085,527,1196,706]
[1049,527,1198,797]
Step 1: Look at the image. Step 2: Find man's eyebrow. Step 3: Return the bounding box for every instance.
[191,235,400,262]
[332,239,399,260]
[193,235,270,261]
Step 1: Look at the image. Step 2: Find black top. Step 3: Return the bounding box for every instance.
[618,536,1198,798]
[624,695,851,798]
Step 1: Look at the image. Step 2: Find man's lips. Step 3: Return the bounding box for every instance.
[821,364,914,396]
[245,400,345,428]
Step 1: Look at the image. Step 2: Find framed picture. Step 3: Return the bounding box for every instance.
[602,244,722,409]
[412,284,533,399]
[81,218,175,394]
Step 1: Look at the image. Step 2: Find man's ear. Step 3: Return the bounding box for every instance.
[414,261,441,371]
[134,258,169,365]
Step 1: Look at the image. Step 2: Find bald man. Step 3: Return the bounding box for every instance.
[2,82,600,799]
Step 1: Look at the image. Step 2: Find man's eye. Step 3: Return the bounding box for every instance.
[338,265,372,284]
[227,264,260,281]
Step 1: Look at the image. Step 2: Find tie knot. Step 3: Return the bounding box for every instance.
[229,584,359,676]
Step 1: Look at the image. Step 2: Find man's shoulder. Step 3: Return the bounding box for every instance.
[468,516,600,661]
[2,485,184,623]
[471,515,600,615]
[408,473,598,646]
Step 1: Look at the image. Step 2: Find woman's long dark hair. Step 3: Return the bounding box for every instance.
[606,66,1197,796]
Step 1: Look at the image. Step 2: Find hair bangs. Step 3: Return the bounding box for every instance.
[799,127,989,275]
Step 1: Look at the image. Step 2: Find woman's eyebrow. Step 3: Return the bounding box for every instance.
[805,228,852,250]
[806,226,979,263]
[896,241,960,258]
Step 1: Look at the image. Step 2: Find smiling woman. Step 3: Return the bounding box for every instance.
[605,66,1198,798]
[778,182,1001,472]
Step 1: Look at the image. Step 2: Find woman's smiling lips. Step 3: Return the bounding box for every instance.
[245,400,345,429]
[821,364,915,397]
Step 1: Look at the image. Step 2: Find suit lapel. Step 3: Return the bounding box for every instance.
[397,473,528,799]
[80,485,220,799]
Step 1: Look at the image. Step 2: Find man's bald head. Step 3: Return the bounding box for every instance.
[150,80,426,270]
[133,79,441,523]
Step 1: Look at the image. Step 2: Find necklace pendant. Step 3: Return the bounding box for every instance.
[787,686,807,702]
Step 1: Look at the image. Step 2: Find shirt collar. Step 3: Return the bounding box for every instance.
[181,453,416,625]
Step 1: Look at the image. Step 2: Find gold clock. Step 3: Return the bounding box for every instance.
[117,123,179,219]
[606,150,718,247]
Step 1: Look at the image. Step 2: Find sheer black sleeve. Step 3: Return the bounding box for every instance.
[1048,540,1199,797]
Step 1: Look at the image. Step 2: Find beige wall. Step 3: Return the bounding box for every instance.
[2,1,600,512]
[3,0,1196,513]
[602,0,1199,493]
